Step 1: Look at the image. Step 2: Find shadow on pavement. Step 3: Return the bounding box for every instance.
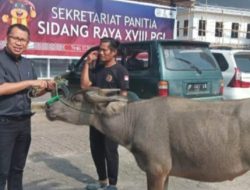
[25,179,84,190]
[29,152,95,184]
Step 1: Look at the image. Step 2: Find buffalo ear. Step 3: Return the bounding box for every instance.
[95,101,127,116]
[71,93,84,102]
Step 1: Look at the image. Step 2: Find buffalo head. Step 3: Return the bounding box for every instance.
[45,88,136,125]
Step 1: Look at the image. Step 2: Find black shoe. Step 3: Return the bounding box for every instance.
[103,185,118,190]
[86,182,107,190]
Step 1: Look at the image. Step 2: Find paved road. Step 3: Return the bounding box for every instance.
[24,105,250,190]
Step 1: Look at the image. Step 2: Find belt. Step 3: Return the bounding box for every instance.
[0,115,33,122]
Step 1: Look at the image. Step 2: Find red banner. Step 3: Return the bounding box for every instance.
[0,0,176,57]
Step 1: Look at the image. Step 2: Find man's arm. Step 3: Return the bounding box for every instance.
[120,90,128,97]
[28,80,56,97]
[81,63,92,88]
[0,80,54,96]
[80,51,98,89]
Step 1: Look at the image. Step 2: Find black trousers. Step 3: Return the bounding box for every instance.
[0,119,31,190]
[89,127,119,185]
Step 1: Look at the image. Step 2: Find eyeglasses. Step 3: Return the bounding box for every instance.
[8,35,29,44]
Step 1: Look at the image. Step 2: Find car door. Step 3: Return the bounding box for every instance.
[121,42,160,99]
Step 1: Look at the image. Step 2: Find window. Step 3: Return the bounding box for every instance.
[183,20,188,36]
[235,54,250,72]
[247,24,250,39]
[177,21,180,37]
[215,22,223,37]
[50,59,71,77]
[123,45,150,71]
[163,46,217,71]
[126,51,149,71]
[32,58,76,79]
[32,59,48,78]
[231,23,239,38]
[212,53,228,71]
[198,20,206,36]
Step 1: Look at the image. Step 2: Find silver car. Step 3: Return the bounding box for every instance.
[212,48,250,100]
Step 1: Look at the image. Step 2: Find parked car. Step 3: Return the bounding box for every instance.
[211,48,250,100]
[57,40,223,100]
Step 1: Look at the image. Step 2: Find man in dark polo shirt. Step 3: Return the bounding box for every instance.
[0,24,55,190]
[81,37,129,190]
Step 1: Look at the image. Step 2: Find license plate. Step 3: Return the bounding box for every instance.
[187,83,207,92]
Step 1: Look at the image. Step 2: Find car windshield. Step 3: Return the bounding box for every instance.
[163,45,218,71]
[234,53,250,72]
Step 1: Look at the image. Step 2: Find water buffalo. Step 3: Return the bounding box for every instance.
[45,88,250,190]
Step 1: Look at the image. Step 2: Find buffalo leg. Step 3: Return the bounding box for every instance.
[164,176,169,190]
[146,172,167,190]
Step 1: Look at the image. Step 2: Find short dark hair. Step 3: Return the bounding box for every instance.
[7,24,30,37]
[100,37,120,51]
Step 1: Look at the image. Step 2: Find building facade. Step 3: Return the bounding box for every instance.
[134,0,195,7]
[176,4,250,48]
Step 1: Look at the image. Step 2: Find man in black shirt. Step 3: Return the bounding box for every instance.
[81,38,129,190]
[0,24,55,190]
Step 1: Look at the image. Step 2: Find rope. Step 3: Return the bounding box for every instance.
[57,96,94,114]
[47,79,95,113]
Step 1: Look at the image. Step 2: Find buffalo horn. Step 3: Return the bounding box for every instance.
[86,89,128,103]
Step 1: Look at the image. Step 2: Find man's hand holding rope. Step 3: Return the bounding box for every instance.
[29,80,56,97]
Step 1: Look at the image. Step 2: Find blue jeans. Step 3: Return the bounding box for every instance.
[0,119,31,190]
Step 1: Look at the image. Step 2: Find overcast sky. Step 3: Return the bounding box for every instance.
[197,0,250,9]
